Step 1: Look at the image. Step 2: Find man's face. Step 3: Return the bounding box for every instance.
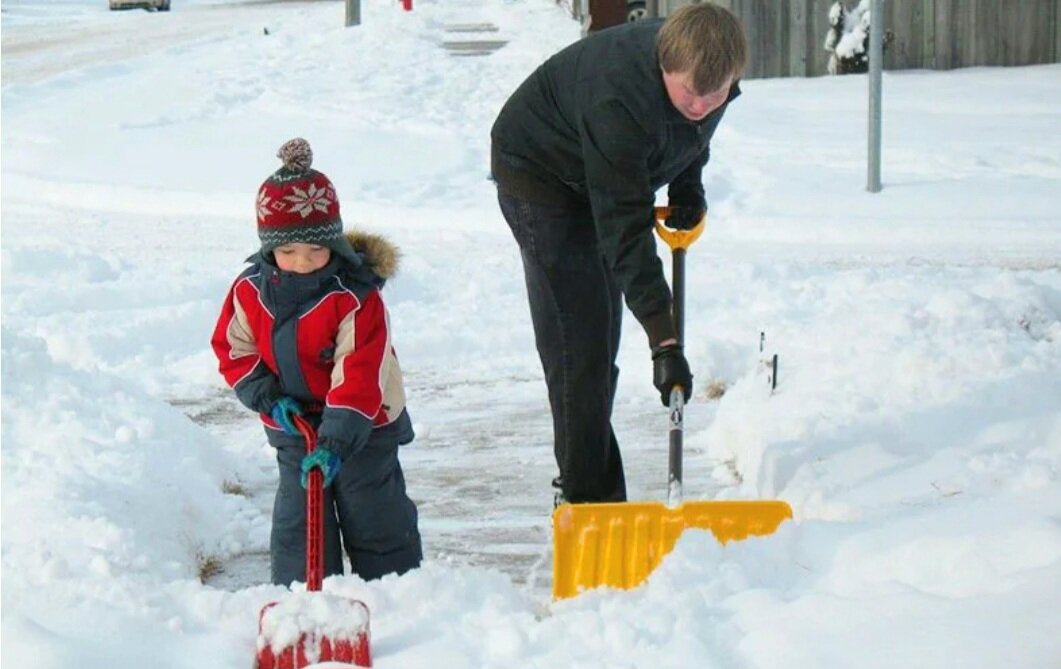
[662,70,733,122]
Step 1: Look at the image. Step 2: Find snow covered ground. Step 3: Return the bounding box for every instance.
[2,1,1060,667]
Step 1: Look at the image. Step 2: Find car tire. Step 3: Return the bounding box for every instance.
[627,1,647,22]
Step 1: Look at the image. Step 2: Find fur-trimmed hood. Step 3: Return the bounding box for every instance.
[345,230,400,279]
[250,230,400,284]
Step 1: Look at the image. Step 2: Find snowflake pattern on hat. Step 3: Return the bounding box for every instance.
[283,183,335,219]
[256,191,273,221]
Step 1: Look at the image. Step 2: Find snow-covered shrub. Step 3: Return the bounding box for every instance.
[825,0,873,74]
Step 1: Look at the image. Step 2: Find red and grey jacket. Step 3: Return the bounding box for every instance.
[211,231,413,458]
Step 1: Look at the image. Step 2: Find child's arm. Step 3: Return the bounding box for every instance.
[316,288,392,459]
[211,279,282,415]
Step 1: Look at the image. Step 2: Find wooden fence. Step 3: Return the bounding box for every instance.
[645,0,1061,78]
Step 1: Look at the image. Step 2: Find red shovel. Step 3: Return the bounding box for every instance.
[256,415,372,668]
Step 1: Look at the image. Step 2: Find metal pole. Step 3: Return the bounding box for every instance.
[867,0,883,192]
[672,248,685,343]
[667,247,686,507]
[346,0,360,27]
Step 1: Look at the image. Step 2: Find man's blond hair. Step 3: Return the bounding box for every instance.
[657,3,748,94]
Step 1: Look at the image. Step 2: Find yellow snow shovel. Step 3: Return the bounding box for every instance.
[551,207,792,600]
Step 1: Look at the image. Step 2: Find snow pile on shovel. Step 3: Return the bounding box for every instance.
[257,590,370,656]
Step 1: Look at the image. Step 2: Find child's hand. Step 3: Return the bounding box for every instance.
[270,396,303,435]
[300,447,342,488]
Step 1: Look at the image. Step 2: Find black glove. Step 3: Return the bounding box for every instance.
[652,343,693,406]
[664,205,706,231]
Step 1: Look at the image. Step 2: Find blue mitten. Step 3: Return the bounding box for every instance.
[270,396,303,436]
[300,447,342,489]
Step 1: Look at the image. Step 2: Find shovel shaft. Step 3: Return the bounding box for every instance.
[655,206,696,507]
[653,204,699,346]
[667,388,684,506]
[668,246,686,506]
[671,248,686,342]
[294,416,324,592]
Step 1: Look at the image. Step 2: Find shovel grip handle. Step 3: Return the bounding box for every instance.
[654,206,706,251]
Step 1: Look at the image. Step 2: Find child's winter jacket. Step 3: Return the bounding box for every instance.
[212,231,413,459]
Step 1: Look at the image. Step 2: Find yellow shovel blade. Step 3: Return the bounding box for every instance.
[552,500,792,599]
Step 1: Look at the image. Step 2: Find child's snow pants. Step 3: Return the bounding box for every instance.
[266,422,422,586]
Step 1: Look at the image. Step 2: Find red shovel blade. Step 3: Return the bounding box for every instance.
[257,595,372,668]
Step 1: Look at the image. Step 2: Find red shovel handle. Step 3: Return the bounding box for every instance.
[293,415,323,592]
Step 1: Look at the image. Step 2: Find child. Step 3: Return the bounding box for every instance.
[212,138,421,585]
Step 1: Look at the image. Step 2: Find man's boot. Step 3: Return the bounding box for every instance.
[552,475,566,508]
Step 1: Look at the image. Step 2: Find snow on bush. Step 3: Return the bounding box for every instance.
[825,0,872,74]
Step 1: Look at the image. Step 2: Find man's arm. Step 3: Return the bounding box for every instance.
[667,144,709,209]
[579,99,677,346]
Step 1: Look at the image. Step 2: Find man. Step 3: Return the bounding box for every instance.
[491,4,747,504]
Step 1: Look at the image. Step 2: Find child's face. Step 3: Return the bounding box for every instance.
[662,70,732,122]
[273,243,331,274]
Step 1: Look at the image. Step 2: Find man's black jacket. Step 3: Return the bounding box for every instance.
[491,19,739,344]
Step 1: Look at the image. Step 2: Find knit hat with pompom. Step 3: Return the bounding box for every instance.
[256,138,358,264]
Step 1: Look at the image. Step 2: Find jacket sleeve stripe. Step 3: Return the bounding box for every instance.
[325,288,388,418]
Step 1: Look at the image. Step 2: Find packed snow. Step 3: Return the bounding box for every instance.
[257,591,369,656]
[2,1,1060,668]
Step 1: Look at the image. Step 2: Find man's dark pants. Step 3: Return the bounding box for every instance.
[498,190,627,503]
[266,423,422,586]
